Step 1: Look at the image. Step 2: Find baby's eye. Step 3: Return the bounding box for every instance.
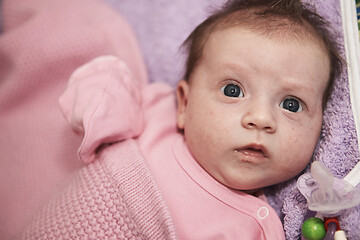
[221,84,244,98]
[280,98,303,113]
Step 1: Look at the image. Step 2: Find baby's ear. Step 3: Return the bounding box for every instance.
[176,80,190,130]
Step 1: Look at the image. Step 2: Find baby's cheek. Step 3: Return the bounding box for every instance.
[277,133,312,174]
[288,127,298,143]
[186,119,213,149]
[286,128,313,154]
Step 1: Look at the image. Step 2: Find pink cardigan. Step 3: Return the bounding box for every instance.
[22,139,177,239]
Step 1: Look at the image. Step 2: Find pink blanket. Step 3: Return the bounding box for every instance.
[0,0,148,238]
[22,139,176,239]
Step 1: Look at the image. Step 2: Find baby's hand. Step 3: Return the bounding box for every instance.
[59,56,144,163]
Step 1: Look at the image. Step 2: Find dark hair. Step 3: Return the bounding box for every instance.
[182,0,344,108]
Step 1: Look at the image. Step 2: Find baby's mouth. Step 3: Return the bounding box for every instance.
[235,144,269,158]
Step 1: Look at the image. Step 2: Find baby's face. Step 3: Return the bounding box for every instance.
[176,28,330,190]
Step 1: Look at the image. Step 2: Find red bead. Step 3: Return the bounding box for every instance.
[324,217,340,231]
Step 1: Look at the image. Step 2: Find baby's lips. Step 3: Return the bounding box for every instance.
[235,143,269,158]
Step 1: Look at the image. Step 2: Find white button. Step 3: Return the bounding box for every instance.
[257,206,269,220]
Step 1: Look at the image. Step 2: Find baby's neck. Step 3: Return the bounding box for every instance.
[243,189,266,199]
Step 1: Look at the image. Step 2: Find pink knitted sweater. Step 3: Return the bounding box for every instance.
[22,139,177,239]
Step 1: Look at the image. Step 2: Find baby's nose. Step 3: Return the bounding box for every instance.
[241,102,277,133]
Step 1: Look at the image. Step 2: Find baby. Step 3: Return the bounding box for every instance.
[60,0,342,239]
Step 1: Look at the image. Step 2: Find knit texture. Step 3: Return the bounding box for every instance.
[22,140,176,239]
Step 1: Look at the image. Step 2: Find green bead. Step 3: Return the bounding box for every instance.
[301,217,326,240]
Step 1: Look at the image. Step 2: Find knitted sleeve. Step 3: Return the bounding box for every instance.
[21,139,177,240]
[59,56,144,164]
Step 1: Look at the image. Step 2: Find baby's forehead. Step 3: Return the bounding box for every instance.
[206,23,329,58]
[204,22,330,76]
[210,10,326,48]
